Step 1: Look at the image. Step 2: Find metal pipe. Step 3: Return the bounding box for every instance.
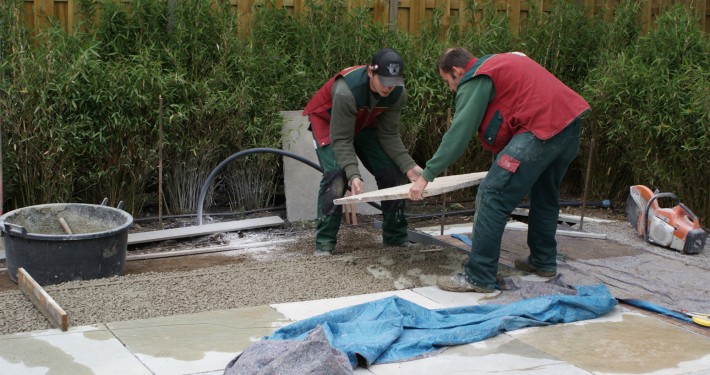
[196,148,383,225]
[580,137,595,231]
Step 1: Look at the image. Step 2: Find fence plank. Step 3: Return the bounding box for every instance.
[237,0,253,38]
[408,0,418,33]
[388,0,398,31]
[696,0,708,33]
[293,0,304,15]
[641,0,653,34]
[66,0,75,32]
[509,0,521,34]
[457,0,469,31]
[441,0,451,38]
[33,0,54,31]
[372,0,385,25]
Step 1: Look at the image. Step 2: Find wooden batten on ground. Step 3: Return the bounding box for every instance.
[128,216,284,245]
[126,239,294,261]
[333,172,487,205]
[17,268,68,332]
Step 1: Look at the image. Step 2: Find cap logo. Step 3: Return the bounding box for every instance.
[386,63,400,76]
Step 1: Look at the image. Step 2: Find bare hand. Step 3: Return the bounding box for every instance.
[405,165,423,182]
[350,177,365,195]
[408,176,428,200]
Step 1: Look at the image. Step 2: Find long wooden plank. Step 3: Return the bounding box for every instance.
[18,268,68,332]
[126,239,294,261]
[333,172,487,205]
[127,216,284,245]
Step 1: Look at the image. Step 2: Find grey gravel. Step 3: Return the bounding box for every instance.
[0,225,465,336]
[0,214,707,336]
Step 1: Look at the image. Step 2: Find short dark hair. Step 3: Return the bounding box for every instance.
[436,48,475,75]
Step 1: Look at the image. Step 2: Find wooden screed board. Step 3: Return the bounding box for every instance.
[333,172,487,205]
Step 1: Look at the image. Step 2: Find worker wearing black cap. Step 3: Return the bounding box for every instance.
[303,48,423,256]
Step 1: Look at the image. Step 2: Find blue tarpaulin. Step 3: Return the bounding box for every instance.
[452,233,473,246]
[266,284,617,367]
[621,299,692,322]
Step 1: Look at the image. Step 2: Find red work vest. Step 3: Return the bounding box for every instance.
[303,66,403,146]
[461,53,590,154]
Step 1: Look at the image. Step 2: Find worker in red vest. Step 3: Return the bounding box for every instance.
[304,48,423,256]
[409,48,590,292]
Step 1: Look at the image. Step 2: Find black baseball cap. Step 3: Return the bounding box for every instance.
[370,48,405,87]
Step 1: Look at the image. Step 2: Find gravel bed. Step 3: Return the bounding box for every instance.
[0,210,707,336]
[0,225,465,335]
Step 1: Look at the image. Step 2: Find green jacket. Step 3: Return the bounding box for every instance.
[422,76,494,182]
[330,78,416,181]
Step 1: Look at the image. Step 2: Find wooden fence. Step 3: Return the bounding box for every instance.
[20,0,710,36]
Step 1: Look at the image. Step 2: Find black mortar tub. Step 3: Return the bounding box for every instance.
[0,203,133,285]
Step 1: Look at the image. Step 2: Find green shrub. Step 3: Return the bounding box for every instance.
[1,4,87,207]
[584,4,710,224]
[1,0,707,226]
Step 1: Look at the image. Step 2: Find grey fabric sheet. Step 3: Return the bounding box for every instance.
[224,325,353,375]
[488,274,578,304]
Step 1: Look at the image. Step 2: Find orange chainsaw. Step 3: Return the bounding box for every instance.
[626,185,707,254]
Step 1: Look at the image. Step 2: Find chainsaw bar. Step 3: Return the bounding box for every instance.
[625,187,650,237]
[625,195,642,231]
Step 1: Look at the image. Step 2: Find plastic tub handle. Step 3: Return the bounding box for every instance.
[4,223,28,236]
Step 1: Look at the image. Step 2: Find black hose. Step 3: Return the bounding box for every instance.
[196,148,383,225]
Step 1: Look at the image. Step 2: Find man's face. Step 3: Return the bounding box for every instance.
[368,70,396,97]
[439,68,462,92]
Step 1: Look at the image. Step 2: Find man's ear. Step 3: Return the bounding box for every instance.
[452,66,465,78]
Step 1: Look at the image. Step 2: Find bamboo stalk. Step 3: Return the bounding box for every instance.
[158,95,164,229]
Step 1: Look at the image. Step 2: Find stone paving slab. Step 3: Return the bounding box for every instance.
[1,288,709,375]
[0,324,151,374]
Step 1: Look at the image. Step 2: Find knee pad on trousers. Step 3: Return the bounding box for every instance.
[321,169,347,216]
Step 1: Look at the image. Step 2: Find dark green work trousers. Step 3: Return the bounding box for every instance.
[465,119,582,289]
[314,128,408,252]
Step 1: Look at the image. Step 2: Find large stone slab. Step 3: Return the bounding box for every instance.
[334,172,487,205]
[281,111,380,222]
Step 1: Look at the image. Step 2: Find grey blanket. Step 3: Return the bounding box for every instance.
[224,325,353,375]
[486,274,578,304]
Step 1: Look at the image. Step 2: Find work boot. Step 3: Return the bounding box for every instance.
[514,258,557,277]
[314,248,333,257]
[436,273,495,293]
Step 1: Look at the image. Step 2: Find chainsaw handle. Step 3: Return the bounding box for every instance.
[677,203,698,222]
[643,192,679,242]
